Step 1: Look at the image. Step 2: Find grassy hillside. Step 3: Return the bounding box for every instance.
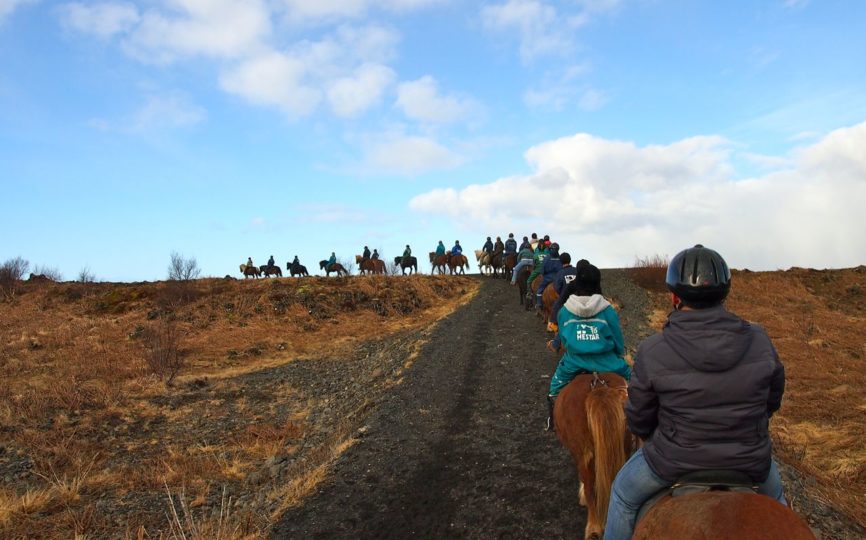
[0,275,478,538]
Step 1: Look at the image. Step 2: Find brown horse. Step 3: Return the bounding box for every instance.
[448,253,469,275]
[394,256,418,275]
[240,264,260,279]
[319,260,348,277]
[633,491,815,540]
[554,373,635,540]
[516,265,532,306]
[503,253,517,280]
[259,264,282,278]
[429,252,448,274]
[541,282,558,326]
[358,258,385,275]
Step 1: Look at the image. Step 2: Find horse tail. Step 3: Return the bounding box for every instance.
[585,385,627,527]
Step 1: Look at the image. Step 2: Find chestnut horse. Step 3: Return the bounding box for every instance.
[429,252,448,275]
[319,260,348,277]
[516,265,532,306]
[554,372,635,540]
[358,258,385,275]
[448,253,469,275]
[633,491,815,540]
[240,264,260,279]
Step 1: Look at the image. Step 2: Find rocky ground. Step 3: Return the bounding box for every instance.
[271,272,865,539]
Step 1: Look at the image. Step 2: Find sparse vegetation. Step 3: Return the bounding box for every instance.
[168,252,201,281]
[338,258,355,276]
[0,275,477,538]
[626,254,669,292]
[77,266,96,283]
[31,264,63,282]
[0,256,29,299]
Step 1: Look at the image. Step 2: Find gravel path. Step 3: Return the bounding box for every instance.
[271,271,865,539]
[271,271,653,539]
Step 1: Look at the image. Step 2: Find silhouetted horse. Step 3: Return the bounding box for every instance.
[259,264,282,278]
[633,491,815,540]
[503,253,517,280]
[319,260,348,277]
[240,264,260,279]
[287,262,309,277]
[554,373,635,540]
[516,265,532,305]
[394,256,417,275]
[429,252,448,275]
[359,258,385,275]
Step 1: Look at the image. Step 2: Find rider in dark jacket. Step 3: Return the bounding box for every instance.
[605,245,787,540]
[362,246,371,260]
[482,237,494,253]
[505,234,518,254]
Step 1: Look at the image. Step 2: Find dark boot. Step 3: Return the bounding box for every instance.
[546,395,556,432]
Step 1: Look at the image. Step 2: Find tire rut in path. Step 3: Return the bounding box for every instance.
[272,278,595,539]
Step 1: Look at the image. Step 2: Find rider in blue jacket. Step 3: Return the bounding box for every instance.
[451,241,463,256]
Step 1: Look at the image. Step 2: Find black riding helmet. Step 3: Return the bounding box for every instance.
[665,244,731,307]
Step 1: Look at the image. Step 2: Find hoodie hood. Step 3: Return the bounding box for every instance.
[663,305,753,372]
[564,294,609,318]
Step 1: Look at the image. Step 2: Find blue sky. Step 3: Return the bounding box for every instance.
[1,0,865,281]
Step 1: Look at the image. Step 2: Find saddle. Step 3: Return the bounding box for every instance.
[635,470,758,524]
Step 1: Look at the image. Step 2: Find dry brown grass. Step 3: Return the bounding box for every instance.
[0,274,478,539]
[626,254,669,293]
[638,266,866,528]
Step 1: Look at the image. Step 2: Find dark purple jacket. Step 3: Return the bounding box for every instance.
[626,305,785,483]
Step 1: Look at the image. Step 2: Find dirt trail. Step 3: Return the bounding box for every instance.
[272,272,653,539]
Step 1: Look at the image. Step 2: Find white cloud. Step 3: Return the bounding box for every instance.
[395,76,475,123]
[122,0,272,63]
[364,134,463,175]
[59,2,139,39]
[481,0,576,62]
[281,0,443,22]
[327,63,396,118]
[410,122,866,270]
[0,0,36,24]
[220,51,321,117]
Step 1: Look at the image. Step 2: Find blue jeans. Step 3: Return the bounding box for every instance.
[604,448,787,540]
[510,259,533,283]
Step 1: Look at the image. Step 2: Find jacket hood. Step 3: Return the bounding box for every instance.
[663,305,753,372]
[564,294,609,317]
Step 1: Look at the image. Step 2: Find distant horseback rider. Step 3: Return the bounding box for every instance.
[519,235,531,251]
[246,257,254,268]
[505,233,518,255]
[482,236,494,254]
[327,252,337,271]
[435,241,446,257]
[267,255,275,267]
[451,241,463,257]
[536,243,562,309]
[362,246,371,261]
[291,255,300,268]
[372,249,379,260]
[493,236,504,256]
[402,244,412,266]
[510,244,536,285]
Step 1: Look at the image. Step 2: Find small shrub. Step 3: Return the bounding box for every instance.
[31,265,63,282]
[142,320,185,384]
[339,258,355,276]
[77,266,96,283]
[0,256,29,299]
[167,252,201,281]
[627,254,669,292]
